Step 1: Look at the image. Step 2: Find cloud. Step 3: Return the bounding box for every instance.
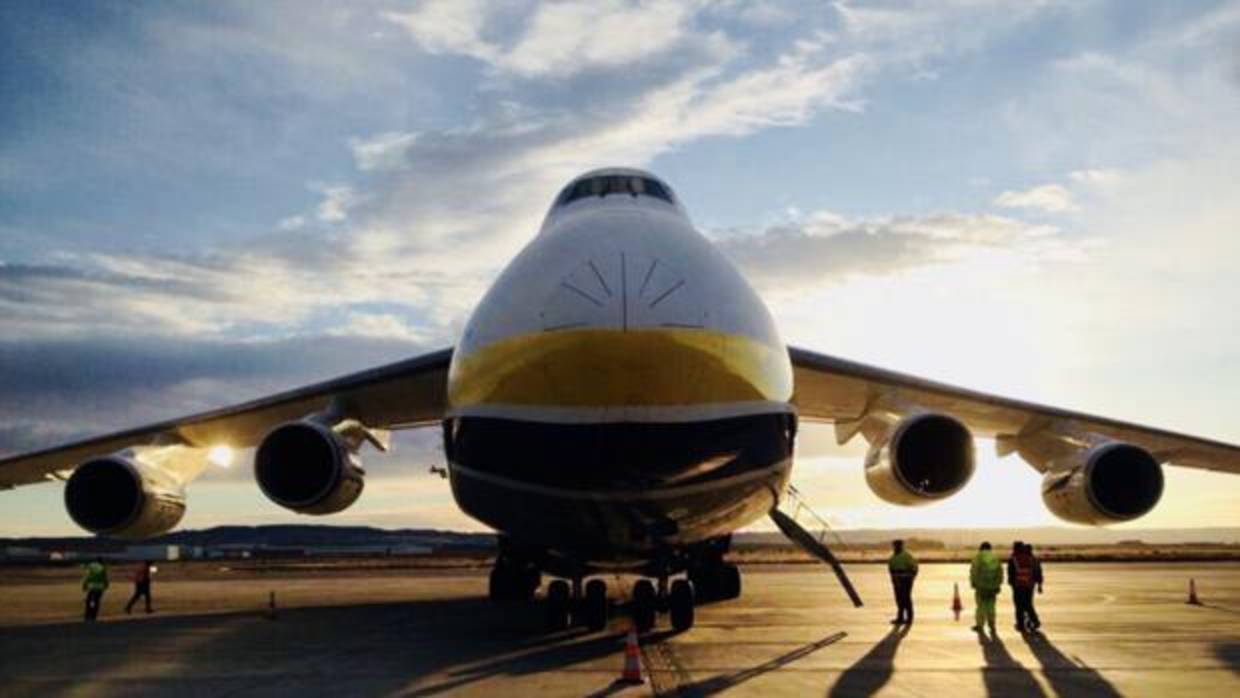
[350,131,418,172]
[0,333,436,458]
[715,209,1083,292]
[381,0,721,79]
[313,184,362,223]
[993,183,1078,213]
[1068,168,1122,186]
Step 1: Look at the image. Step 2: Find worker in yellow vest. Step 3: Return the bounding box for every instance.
[81,557,109,622]
[887,539,919,625]
[969,542,1003,636]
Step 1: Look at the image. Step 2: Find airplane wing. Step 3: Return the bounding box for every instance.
[0,348,453,489]
[789,346,1240,474]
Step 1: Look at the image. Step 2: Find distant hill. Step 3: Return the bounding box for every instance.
[0,525,496,551]
[3,524,1238,551]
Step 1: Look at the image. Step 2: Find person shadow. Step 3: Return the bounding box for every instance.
[1215,642,1240,676]
[1022,632,1124,698]
[826,624,909,698]
[977,631,1046,698]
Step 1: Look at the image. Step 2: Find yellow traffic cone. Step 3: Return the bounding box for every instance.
[618,626,645,684]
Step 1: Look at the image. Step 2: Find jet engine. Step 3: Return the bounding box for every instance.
[1041,442,1163,525]
[864,413,976,505]
[254,420,364,515]
[64,456,186,538]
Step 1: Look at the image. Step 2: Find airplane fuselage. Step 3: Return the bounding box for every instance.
[444,169,796,564]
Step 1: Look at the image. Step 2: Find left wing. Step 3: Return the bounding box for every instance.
[0,348,453,489]
[789,346,1240,474]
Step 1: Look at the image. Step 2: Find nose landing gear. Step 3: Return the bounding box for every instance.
[542,577,610,632]
[631,579,657,632]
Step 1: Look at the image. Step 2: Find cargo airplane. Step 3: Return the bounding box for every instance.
[3,168,1238,631]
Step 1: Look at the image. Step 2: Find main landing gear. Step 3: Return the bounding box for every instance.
[488,558,540,602]
[689,561,742,603]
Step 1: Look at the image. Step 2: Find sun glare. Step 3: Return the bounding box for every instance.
[207,445,234,469]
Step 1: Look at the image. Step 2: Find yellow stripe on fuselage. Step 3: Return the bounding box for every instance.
[448,328,792,411]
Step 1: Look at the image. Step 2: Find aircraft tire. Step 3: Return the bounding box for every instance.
[584,579,608,631]
[669,579,695,632]
[632,579,656,633]
[546,579,571,630]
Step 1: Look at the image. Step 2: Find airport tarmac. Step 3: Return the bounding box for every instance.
[1,562,1237,697]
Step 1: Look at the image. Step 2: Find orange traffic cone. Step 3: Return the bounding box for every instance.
[618,626,645,684]
[951,582,963,621]
[1187,578,1202,605]
[267,590,278,620]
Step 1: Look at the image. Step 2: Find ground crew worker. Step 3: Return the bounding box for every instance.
[125,560,155,614]
[1007,542,1038,631]
[81,557,109,622]
[969,542,1003,635]
[887,539,919,625]
[1026,543,1044,631]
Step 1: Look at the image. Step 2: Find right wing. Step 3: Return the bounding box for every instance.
[0,348,452,489]
[789,346,1240,474]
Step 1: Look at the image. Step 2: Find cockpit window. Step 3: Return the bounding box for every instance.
[557,175,675,207]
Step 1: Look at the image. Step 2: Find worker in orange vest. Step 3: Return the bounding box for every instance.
[1007,543,1042,632]
[125,560,155,614]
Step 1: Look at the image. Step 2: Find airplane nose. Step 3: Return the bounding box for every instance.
[540,251,706,332]
[449,247,792,418]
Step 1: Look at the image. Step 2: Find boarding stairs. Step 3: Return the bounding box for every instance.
[769,483,864,607]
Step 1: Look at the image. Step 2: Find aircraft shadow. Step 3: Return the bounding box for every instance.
[0,595,653,698]
[825,625,908,698]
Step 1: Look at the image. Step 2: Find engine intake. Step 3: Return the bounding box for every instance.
[255,421,364,515]
[64,457,186,538]
[864,413,976,505]
[1042,442,1163,525]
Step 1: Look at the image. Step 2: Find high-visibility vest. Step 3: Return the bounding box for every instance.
[971,551,1003,591]
[82,562,109,591]
[1012,554,1035,588]
[888,551,918,578]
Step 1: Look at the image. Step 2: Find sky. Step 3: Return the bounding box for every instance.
[2,0,1239,536]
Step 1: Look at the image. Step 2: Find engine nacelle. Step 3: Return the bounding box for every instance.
[64,456,186,538]
[1041,442,1163,525]
[255,420,364,515]
[864,413,976,505]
